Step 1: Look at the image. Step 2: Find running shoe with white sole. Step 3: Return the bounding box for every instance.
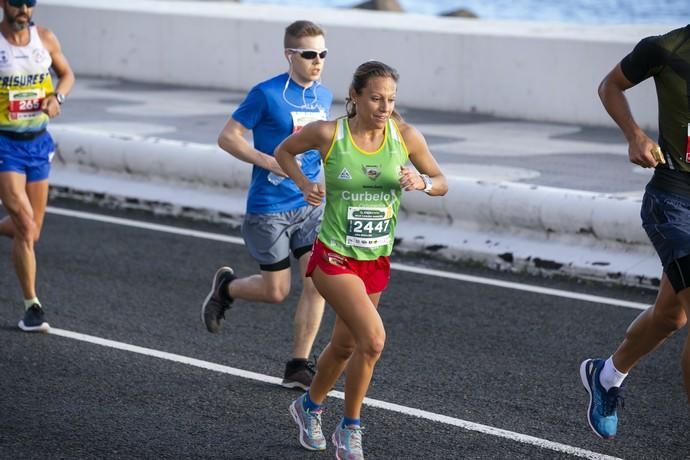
[282,358,316,391]
[201,266,236,333]
[18,304,50,332]
[580,358,623,439]
[332,421,364,460]
[289,394,326,451]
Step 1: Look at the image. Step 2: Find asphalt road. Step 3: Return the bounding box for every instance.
[1,199,687,460]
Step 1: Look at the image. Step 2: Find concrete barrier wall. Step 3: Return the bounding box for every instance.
[50,126,251,189]
[52,126,648,247]
[37,0,672,128]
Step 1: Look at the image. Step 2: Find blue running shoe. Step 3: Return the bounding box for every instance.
[289,394,326,451]
[332,421,364,460]
[580,358,624,439]
[18,304,50,332]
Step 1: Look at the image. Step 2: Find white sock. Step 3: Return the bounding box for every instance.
[24,297,40,310]
[599,356,627,391]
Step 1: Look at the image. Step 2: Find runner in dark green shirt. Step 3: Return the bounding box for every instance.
[621,25,690,174]
[580,25,690,441]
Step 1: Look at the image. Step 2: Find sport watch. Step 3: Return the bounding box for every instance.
[54,92,65,105]
[419,174,432,193]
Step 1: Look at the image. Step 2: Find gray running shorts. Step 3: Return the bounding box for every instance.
[241,204,324,269]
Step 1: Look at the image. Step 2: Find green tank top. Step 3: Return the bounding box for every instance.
[318,117,409,260]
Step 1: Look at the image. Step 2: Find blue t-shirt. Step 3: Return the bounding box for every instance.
[232,72,333,214]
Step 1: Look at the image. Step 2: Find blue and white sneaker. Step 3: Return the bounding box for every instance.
[580,358,624,439]
[18,304,50,332]
[332,421,364,460]
[289,394,326,451]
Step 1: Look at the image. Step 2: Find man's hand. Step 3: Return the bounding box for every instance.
[629,132,665,168]
[263,155,287,177]
[41,94,61,118]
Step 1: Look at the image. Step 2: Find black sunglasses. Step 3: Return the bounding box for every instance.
[287,48,328,60]
[8,0,37,7]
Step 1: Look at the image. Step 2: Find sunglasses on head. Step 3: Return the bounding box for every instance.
[8,0,37,7]
[287,48,328,60]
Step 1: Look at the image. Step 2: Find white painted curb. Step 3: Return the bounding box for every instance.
[51,125,251,189]
[401,179,647,245]
[52,126,648,245]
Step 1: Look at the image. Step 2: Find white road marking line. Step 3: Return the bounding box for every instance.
[48,327,621,460]
[49,206,650,311]
[391,263,648,310]
[47,206,245,245]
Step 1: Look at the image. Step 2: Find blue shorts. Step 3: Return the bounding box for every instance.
[241,204,324,271]
[0,131,55,182]
[641,184,690,270]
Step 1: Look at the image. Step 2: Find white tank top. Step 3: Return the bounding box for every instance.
[0,25,54,133]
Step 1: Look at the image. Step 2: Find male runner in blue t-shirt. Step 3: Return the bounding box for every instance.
[200,20,333,390]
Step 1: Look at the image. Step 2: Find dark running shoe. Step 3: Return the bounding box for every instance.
[580,358,624,439]
[201,266,236,333]
[282,358,316,391]
[18,304,50,332]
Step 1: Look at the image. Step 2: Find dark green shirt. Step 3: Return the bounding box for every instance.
[621,25,690,173]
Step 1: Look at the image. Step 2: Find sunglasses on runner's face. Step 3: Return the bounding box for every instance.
[8,0,37,7]
[287,48,328,60]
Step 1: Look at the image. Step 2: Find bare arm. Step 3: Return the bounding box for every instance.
[275,120,334,206]
[599,63,662,168]
[39,27,75,118]
[399,123,448,196]
[217,117,284,176]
